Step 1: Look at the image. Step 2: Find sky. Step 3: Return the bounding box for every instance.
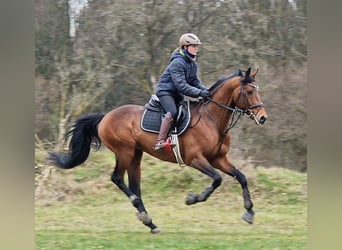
[69,0,88,37]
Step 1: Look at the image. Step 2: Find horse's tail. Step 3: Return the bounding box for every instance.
[48,113,105,169]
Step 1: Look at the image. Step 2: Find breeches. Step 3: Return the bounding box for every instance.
[156,94,178,120]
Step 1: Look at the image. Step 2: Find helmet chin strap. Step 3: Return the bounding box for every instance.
[185,49,196,59]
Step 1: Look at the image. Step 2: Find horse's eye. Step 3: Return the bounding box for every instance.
[247,90,254,95]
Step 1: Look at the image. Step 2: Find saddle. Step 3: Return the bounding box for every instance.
[140,95,191,136]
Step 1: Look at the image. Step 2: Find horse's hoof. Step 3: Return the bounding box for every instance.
[185,193,198,205]
[242,210,254,224]
[136,212,152,225]
[151,228,161,234]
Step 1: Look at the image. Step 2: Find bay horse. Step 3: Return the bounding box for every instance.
[48,67,267,234]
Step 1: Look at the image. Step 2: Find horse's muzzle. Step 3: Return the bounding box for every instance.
[258,115,267,124]
[248,111,267,125]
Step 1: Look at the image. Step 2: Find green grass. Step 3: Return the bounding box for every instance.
[36,200,306,250]
[35,150,307,250]
[36,231,305,250]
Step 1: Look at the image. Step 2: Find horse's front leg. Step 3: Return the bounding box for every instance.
[228,166,254,223]
[213,157,254,224]
[185,157,222,205]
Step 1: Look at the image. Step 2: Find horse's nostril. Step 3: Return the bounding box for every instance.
[259,116,267,124]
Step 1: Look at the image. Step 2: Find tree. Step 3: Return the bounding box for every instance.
[35,0,72,144]
[35,0,307,171]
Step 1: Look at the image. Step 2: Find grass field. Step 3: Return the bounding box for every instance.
[35,150,307,249]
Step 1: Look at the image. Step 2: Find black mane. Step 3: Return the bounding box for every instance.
[209,69,244,92]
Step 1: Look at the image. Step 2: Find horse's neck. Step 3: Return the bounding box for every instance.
[206,78,240,133]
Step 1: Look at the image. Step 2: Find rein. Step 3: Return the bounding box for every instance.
[207,98,244,114]
[205,98,243,135]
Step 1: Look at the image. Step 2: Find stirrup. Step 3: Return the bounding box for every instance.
[153,138,172,151]
[153,141,165,150]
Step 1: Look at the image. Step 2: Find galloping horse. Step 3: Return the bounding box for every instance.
[49,67,267,234]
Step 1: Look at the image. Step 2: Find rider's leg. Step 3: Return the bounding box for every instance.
[153,112,173,150]
[153,95,177,150]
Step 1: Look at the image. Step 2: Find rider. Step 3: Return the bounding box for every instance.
[153,33,210,150]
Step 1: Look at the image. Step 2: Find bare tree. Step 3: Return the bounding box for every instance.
[35,0,307,171]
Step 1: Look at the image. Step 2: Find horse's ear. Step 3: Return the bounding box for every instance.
[245,67,251,79]
[252,68,259,79]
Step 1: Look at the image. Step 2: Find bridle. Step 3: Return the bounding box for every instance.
[237,83,264,125]
[204,81,264,135]
[191,71,265,158]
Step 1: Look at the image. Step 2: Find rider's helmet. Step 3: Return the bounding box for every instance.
[179,33,202,47]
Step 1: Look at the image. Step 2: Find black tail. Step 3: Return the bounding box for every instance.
[48,113,105,169]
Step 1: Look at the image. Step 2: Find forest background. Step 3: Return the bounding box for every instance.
[35,0,307,172]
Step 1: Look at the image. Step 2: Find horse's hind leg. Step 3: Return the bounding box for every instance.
[127,149,160,234]
[111,149,160,234]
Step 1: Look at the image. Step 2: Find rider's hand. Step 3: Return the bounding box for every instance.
[199,89,210,98]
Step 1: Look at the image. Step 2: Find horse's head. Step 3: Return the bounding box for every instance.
[233,67,267,125]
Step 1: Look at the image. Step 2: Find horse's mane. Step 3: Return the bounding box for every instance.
[209,69,244,92]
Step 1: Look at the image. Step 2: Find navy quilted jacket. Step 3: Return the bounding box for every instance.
[156,49,207,100]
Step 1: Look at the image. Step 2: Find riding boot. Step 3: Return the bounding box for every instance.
[153,112,173,150]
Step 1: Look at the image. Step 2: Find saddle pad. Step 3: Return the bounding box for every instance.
[140,102,191,136]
